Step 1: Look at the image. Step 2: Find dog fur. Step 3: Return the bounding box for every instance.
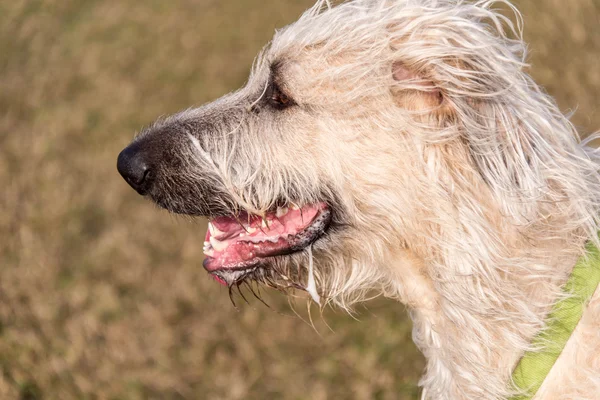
[121,1,600,398]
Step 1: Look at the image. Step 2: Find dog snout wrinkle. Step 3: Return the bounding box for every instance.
[117,143,154,195]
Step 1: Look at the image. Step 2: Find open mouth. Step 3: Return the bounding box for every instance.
[203,202,331,286]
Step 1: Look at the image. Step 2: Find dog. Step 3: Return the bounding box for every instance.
[117,1,600,398]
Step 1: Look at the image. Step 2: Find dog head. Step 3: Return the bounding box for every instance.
[117,0,598,306]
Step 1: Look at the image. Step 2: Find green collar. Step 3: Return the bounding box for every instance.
[510,239,600,399]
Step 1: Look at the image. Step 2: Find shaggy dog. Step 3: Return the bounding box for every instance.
[117,1,600,398]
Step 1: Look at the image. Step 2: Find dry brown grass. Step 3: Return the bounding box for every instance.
[0,1,598,399]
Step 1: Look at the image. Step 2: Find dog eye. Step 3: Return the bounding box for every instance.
[267,82,295,110]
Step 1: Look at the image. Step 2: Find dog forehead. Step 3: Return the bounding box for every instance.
[262,3,396,87]
[268,1,384,58]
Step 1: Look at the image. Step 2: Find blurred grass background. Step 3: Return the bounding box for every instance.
[0,1,598,399]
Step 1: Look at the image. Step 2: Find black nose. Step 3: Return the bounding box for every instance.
[117,143,154,195]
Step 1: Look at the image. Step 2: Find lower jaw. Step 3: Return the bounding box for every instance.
[204,248,308,287]
[203,257,264,274]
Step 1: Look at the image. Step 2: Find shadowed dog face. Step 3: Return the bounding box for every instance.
[116,68,342,292]
[117,52,359,294]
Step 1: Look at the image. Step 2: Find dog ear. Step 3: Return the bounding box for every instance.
[391,61,444,111]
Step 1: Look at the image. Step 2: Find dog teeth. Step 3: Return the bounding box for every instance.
[245,235,282,244]
[290,204,299,210]
[247,227,257,234]
[261,219,268,228]
[209,236,229,252]
[208,222,227,238]
[203,240,214,256]
[276,206,289,218]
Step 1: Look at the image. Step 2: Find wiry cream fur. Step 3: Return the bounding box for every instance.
[148,1,600,398]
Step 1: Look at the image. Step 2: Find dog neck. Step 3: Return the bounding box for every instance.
[385,231,585,399]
